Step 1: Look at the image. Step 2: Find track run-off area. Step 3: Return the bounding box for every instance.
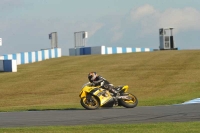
[0,103,200,128]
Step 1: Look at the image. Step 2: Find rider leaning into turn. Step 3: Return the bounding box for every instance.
[88,72,119,96]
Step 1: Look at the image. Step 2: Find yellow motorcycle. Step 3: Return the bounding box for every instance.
[79,82,138,110]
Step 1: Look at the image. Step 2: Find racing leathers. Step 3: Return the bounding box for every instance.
[91,75,118,95]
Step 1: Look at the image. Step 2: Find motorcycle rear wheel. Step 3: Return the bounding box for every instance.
[119,93,138,108]
[80,95,100,110]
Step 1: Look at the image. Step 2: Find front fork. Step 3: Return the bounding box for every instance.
[86,94,92,101]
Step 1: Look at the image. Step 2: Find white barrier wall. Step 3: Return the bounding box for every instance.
[0,48,61,65]
[0,48,61,72]
[69,46,153,56]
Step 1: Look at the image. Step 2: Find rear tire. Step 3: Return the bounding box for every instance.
[119,93,138,108]
[80,95,100,110]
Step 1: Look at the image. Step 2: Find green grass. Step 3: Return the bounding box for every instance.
[0,50,200,131]
[0,50,200,112]
[0,122,200,133]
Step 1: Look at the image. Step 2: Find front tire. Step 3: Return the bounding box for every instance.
[119,93,138,108]
[80,95,100,110]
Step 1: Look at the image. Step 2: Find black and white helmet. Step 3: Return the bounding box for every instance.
[88,72,97,82]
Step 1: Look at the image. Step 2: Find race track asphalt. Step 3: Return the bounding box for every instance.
[0,104,200,128]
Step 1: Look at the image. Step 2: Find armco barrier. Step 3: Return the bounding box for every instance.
[0,48,61,72]
[69,46,153,56]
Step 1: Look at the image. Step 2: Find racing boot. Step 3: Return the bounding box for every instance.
[108,87,119,105]
[111,89,119,105]
[107,85,119,104]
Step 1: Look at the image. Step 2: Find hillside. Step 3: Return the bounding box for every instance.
[0,50,200,111]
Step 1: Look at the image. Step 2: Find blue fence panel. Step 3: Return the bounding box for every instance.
[79,47,91,55]
[122,47,126,53]
[42,50,45,60]
[35,51,39,62]
[55,48,58,58]
[49,49,52,58]
[28,52,32,63]
[84,47,91,55]
[132,48,136,52]
[3,60,12,72]
[112,47,117,54]
[12,54,17,60]
[21,53,25,64]
[141,48,145,52]
[3,55,8,60]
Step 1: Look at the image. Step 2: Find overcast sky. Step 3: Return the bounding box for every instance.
[0,0,200,55]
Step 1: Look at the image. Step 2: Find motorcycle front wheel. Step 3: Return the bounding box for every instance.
[80,95,100,110]
[119,93,138,108]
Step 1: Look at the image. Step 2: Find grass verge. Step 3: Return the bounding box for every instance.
[0,122,200,133]
[0,50,200,112]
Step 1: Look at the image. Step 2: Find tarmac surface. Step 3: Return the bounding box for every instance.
[0,104,200,128]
